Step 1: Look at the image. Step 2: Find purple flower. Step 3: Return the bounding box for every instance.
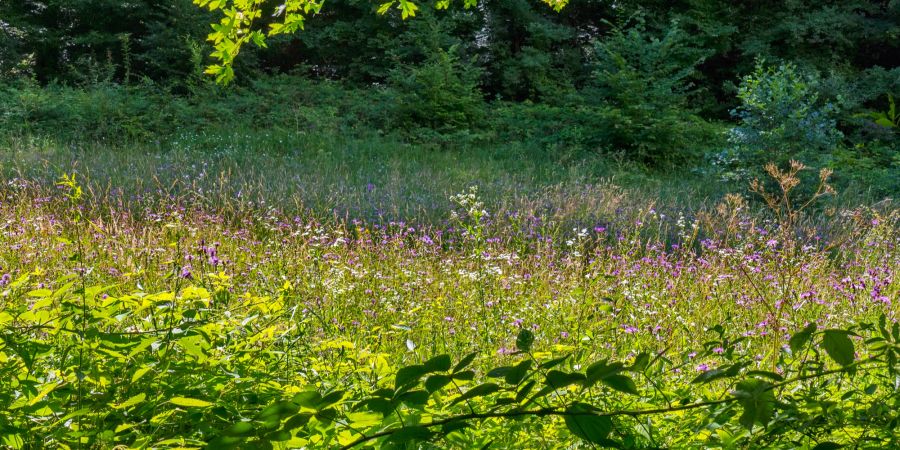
[713,347,724,354]
[696,364,709,372]
[0,273,10,287]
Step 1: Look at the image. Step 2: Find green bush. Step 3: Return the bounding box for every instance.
[725,62,845,169]
[389,46,485,136]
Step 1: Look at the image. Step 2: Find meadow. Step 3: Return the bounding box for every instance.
[1,129,898,449]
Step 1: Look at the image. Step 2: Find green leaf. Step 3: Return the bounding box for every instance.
[223,421,254,437]
[789,323,817,353]
[292,391,322,408]
[450,383,500,405]
[396,389,430,407]
[384,426,433,445]
[600,374,639,395]
[170,397,213,408]
[811,443,843,450]
[425,375,452,393]
[423,354,451,373]
[453,352,477,373]
[545,370,585,389]
[377,1,394,14]
[564,402,613,444]
[822,330,855,367]
[451,370,475,381]
[317,390,345,409]
[630,352,650,372]
[114,393,146,410]
[504,360,532,385]
[585,360,624,386]
[516,329,534,352]
[733,379,775,430]
[539,354,570,369]
[395,364,428,389]
[746,370,784,382]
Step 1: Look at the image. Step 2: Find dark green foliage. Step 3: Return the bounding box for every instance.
[585,19,717,166]
[0,0,897,178]
[389,45,485,135]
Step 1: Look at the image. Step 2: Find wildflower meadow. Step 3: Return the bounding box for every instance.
[0,146,897,448]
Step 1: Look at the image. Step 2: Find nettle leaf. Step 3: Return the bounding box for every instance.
[789,323,817,353]
[516,329,535,352]
[734,379,775,430]
[564,402,613,444]
[822,330,855,367]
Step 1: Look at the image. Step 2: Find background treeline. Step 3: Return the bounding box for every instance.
[1,0,898,192]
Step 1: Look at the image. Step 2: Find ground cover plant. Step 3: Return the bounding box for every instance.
[0,144,898,447]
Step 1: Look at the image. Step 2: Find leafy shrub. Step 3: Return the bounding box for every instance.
[389,46,485,136]
[725,61,845,169]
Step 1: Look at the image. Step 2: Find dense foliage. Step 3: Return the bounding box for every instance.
[1,0,897,176]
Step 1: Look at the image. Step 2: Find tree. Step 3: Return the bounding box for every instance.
[192,0,569,83]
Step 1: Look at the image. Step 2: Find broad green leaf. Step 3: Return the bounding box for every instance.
[453,352,477,373]
[733,379,775,430]
[789,323,817,353]
[450,383,500,405]
[114,393,146,410]
[545,370,585,389]
[170,397,213,408]
[423,354,451,373]
[822,330,855,367]
[425,375,452,393]
[564,402,613,444]
[395,364,428,389]
[600,374,639,395]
